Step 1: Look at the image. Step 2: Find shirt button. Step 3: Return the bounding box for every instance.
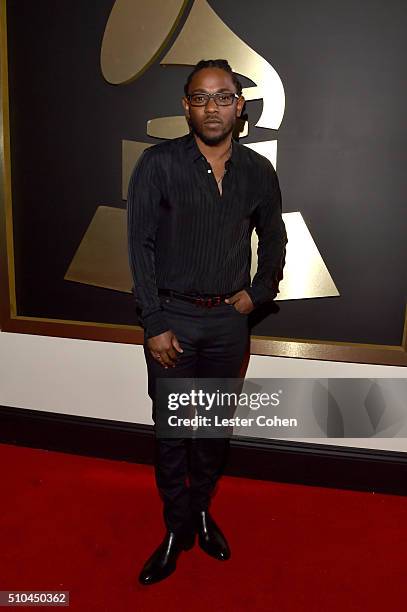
[207,169,212,173]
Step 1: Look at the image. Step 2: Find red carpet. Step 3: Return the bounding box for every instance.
[0,442,406,611]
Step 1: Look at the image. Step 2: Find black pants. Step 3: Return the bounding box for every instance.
[143,294,250,533]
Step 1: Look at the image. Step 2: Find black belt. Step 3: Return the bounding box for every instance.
[158,288,237,308]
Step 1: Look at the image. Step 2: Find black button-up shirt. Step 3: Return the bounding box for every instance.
[127,132,287,338]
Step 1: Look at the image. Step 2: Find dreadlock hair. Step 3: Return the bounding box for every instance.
[184,59,243,96]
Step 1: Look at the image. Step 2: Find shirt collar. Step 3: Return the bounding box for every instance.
[184,131,237,166]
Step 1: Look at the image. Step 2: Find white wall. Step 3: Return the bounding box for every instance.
[0,331,406,452]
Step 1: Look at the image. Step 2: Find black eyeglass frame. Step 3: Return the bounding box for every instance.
[186,92,240,107]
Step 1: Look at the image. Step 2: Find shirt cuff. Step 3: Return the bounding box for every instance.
[245,284,277,308]
[142,311,171,339]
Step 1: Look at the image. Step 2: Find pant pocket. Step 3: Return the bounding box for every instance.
[231,305,248,316]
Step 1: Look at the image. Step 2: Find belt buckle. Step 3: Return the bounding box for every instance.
[194,296,221,308]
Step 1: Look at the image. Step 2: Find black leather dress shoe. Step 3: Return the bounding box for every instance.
[194,511,231,561]
[138,529,195,586]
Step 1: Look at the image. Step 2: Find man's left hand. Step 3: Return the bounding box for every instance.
[224,290,255,314]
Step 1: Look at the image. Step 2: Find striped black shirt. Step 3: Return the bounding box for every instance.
[127,132,287,338]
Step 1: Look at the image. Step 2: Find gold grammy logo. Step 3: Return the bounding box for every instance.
[65,0,339,302]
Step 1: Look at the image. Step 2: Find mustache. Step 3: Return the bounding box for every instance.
[203,118,223,124]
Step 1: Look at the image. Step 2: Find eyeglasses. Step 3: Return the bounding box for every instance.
[187,92,240,107]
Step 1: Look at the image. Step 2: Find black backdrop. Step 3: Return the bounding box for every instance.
[6,0,407,345]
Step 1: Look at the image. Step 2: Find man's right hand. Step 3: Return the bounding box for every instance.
[147,330,183,368]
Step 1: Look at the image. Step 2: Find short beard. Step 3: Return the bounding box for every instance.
[189,118,234,146]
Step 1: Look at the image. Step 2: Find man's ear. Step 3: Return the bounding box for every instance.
[236,96,245,118]
[182,96,190,119]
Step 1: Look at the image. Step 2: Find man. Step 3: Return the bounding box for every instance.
[127,59,287,585]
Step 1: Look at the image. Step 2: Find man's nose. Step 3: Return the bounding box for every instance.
[205,97,218,112]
